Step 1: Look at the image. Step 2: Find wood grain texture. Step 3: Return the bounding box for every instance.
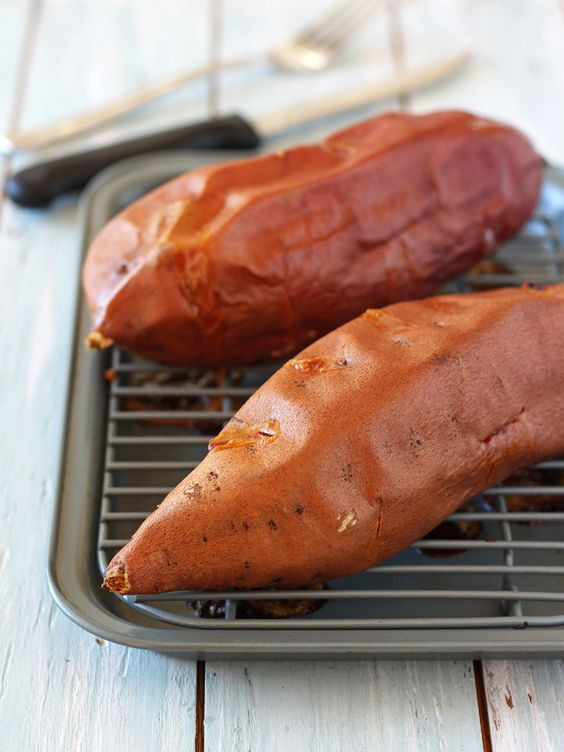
[0,1,198,750]
[484,660,564,752]
[0,0,37,194]
[0,0,33,128]
[13,0,210,158]
[204,660,483,752]
[405,0,564,164]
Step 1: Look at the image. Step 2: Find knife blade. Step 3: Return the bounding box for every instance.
[6,51,470,209]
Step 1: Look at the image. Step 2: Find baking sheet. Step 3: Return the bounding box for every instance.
[48,152,564,657]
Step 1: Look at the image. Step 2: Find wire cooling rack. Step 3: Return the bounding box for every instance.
[96,194,564,632]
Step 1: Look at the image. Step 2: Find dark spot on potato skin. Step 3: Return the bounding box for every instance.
[268,518,278,530]
[295,505,304,515]
[230,521,237,531]
[207,470,219,480]
[409,428,424,451]
[341,464,353,482]
[392,336,411,347]
[242,521,250,531]
[202,535,208,543]
[432,351,463,368]
[433,352,451,366]
[243,561,251,569]
[272,576,284,583]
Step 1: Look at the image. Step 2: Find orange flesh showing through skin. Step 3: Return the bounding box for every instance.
[208,419,280,452]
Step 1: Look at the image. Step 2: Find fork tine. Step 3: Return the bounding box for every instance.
[315,0,377,52]
[295,0,375,49]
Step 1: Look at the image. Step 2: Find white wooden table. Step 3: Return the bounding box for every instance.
[1,1,564,749]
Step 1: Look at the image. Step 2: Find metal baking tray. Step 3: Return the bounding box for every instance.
[49,151,564,658]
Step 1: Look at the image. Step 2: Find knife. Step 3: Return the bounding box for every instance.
[6,51,470,209]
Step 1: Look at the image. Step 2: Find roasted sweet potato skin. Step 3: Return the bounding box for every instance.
[84,111,542,366]
[104,284,564,594]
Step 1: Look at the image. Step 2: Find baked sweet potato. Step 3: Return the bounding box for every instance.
[84,110,542,366]
[103,283,564,594]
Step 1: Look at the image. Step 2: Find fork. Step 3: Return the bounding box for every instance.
[0,0,376,154]
[269,0,376,72]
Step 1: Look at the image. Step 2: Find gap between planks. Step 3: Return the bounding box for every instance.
[473,660,494,752]
[196,660,206,752]
[385,0,411,111]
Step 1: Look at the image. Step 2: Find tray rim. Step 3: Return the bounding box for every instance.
[48,151,564,658]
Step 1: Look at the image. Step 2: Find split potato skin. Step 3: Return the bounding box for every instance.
[84,110,541,366]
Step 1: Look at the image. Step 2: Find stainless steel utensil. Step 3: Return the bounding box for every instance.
[6,50,471,208]
[0,0,377,154]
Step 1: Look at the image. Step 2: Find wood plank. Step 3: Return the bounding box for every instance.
[204,660,484,752]
[402,0,564,164]
[484,660,564,751]
[0,0,32,128]
[13,0,210,157]
[219,0,398,138]
[0,0,199,749]
[0,0,35,192]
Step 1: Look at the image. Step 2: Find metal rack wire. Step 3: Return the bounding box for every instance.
[97,209,564,630]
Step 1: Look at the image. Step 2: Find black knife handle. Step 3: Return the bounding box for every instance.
[6,114,261,208]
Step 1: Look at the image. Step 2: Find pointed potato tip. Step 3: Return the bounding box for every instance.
[103,565,131,594]
[85,331,114,351]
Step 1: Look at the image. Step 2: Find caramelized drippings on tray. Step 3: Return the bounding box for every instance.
[288,355,348,374]
[522,281,554,296]
[209,418,280,452]
[190,585,327,619]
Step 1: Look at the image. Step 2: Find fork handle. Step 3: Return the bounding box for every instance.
[7,114,261,208]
